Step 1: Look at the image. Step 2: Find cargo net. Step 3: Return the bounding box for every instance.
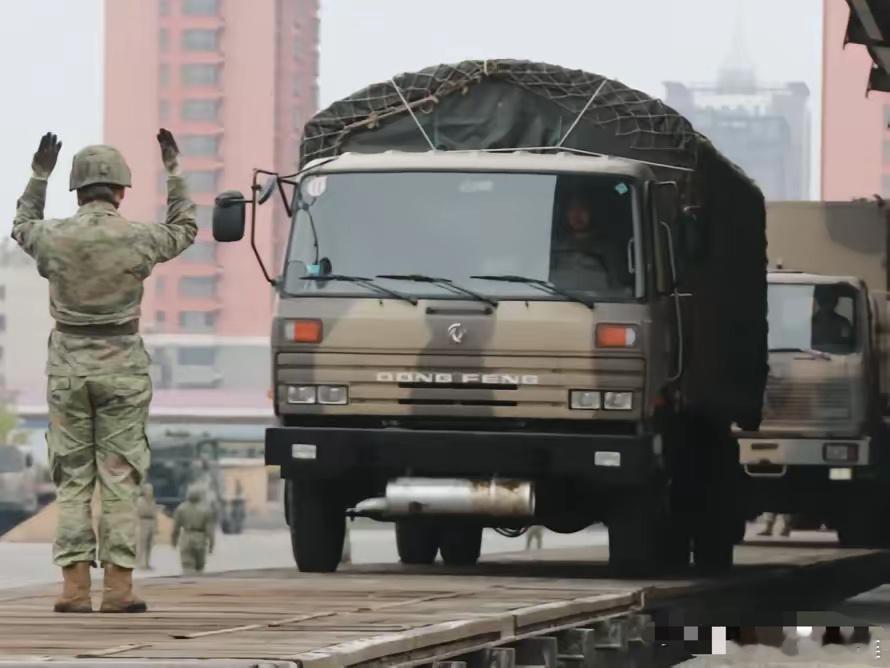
[301,60,704,168]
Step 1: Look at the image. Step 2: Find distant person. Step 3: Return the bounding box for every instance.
[12,130,196,613]
[758,512,792,538]
[811,289,853,351]
[172,486,216,576]
[525,525,544,550]
[549,193,627,292]
[135,484,158,570]
[229,479,246,534]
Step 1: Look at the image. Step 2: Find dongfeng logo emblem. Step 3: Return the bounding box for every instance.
[447,322,467,344]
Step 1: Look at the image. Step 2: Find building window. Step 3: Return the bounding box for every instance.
[181,63,221,87]
[179,310,218,332]
[181,134,221,157]
[195,205,213,229]
[177,346,216,366]
[0,316,7,333]
[157,310,166,323]
[159,64,170,88]
[159,28,169,51]
[179,276,217,298]
[884,140,890,165]
[181,99,220,122]
[157,277,167,295]
[159,99,170,122]
[884,105,890,130]
[182,28,219,51]
[182,241,217,263]
[292,108,302,131]
[0,286,6,301]
[883,175,890,198]
[159,0,170,15]
[185,170,220,193]
[182,0,220,15]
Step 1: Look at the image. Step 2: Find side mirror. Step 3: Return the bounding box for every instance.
[653,181,681,226]
[212,190,247,242]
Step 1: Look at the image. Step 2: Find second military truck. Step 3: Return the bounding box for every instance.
[738,200,890,545]
[213,60,768,574]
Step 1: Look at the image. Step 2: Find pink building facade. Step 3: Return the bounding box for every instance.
[822,0,889,199]
[104,0,319,391]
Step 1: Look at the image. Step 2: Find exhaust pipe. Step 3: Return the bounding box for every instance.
[350,478,534,519]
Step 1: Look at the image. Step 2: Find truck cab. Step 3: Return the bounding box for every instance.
[737,271,890,545]
[214,147,758,576]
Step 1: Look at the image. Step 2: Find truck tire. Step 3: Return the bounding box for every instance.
[608,484,685,576]
[691,432,738,574]
[395,520,439,565]
[286,479,346,572]
[439,524,482,566]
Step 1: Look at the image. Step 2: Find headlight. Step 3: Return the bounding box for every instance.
[287,385,317,404]
[318,385,349,405]
[570,390,601,410]
[603,391,633,411]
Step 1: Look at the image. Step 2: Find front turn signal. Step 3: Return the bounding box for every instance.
[286,319,323,343]
[596,324,638,348]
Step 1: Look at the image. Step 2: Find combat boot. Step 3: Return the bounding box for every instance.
[53,562,93,613]
[99,563,147,613]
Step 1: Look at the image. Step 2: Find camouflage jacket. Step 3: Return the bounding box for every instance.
[12,175,197,375]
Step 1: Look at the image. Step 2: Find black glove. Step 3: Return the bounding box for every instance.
[157,128,180,175]
[32,132,62,179]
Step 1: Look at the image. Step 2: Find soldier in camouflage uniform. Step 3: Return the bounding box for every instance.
[172,485,216,575]
[12,130,196,612]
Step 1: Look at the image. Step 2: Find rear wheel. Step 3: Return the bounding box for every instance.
[286,479,346,572]
[439,523,483,566]
[395,520,440,565]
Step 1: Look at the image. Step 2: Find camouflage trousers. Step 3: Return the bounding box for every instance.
[47,374,152,568]
[179,531,209,574]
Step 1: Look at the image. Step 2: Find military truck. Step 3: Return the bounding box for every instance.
[737,200,890,546]
[0,445,38,534]
[212,61,767,574]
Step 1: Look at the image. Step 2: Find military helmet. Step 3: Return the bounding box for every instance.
[68,144,132,191]
[186,484,205,502]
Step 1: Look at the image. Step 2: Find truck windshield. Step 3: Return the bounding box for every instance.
[284,171,640,301]
[768,282,859,355]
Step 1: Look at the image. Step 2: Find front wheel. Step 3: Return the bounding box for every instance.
[286,479,346,572]
[395,520,439,565]
[439,523,482,566]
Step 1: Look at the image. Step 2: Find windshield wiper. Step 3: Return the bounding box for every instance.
[769,347,831,360]
[300,274,418,305]
[471,274,595,310]
[376,274,499,308]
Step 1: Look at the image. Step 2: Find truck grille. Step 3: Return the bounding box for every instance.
[761,379,851,423]
[276,352,645,421]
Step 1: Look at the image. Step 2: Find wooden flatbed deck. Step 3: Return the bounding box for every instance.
[0,543,886,666]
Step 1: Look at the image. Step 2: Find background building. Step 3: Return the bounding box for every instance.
[664,33,811,201]
[104,0,320,391]
[822,0,889,200]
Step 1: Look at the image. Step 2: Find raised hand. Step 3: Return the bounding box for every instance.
[32,132,62,179]
[157,128,180,174]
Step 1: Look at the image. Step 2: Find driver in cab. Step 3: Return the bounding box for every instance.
[549,193,626,292]
[811,287,853,351]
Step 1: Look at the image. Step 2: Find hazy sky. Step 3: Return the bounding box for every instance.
[0,0,823,225]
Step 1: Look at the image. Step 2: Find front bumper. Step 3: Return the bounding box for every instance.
[738,436,870,467]
[266,426,657,485]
